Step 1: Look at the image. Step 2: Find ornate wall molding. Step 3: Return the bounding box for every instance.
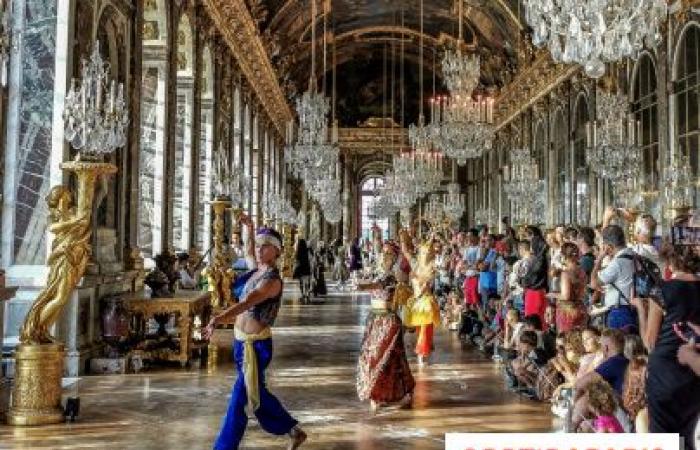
[494,50,579,131]
[202,0,292,136]
[338,127,408,155]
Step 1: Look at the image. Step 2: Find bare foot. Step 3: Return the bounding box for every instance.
[398,393,413,409]
[288,428,307,450]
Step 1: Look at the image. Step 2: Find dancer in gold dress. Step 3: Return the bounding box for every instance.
[404,240,441,366]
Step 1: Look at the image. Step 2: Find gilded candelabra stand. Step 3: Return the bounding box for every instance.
[202,197,235,312]
[282,223,295,279]
[9,42,128,426]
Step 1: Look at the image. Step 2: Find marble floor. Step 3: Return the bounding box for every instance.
[0,283,556,449]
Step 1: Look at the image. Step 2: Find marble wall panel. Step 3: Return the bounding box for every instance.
[196,108,213,252]
[138,68,159,258]
[173,93,190,252]
[12,0,58,265]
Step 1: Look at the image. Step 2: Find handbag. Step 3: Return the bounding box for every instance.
[605,283,638,331]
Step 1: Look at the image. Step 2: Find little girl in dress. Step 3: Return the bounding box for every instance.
[587,379,624,433]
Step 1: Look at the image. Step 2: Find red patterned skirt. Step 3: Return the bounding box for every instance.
[357,312,415,403]
[555,302,587,332]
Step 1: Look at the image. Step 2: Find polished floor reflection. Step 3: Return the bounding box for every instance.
[0,284,556,449]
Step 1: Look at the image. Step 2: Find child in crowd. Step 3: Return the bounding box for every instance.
[507,330,548,396]
[445,291,464,330]
[586,379,624,433]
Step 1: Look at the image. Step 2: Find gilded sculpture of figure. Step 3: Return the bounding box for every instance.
[202,252,235,309]
[20,186,91,344]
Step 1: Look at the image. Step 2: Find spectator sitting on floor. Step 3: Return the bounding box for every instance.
[580,379,625,433]
[507,330,549,396]
[572,328,629,431]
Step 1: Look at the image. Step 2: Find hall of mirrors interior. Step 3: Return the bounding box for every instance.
[0,0,698,449]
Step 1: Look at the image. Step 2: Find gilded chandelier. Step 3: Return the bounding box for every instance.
[524,0,667,78]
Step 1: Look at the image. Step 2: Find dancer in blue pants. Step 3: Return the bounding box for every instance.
[204,218,306,450]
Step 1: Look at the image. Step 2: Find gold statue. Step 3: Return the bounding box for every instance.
[204,198,235,310]
[19,161,116,344]
[20,186,90,343]
[203,252,235,309]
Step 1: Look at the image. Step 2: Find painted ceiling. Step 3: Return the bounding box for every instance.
[248,0,526,126]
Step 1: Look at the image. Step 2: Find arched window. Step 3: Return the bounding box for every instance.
[674,24,700,206]
[172,15,195,252]
[553,110,570,224]
[632,53,659,213]
[360,177,388,240]
[138,0,168,262]
[196,46,215,253]
[573,95,589,225]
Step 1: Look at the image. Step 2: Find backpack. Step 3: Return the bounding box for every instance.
[619,253,663,301]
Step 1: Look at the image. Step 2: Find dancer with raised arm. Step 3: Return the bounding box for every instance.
[356,241,415,411]
[204,215,306,450]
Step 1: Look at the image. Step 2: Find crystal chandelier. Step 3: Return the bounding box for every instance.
[63,42,129,157]
[431,94,494,165]
[425,193,447,230]
[441,0,479,95]
[586,89,643,204]
[474,206,494,227]
[443,182,465,223]
[408,115,434,153]
[663,154,695,215]
[441,49,480,96]
[213,143,252,207]
[503,147,546,225]
[524,0,667,78]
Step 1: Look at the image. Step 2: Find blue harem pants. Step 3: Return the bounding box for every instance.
[213,338,298,450]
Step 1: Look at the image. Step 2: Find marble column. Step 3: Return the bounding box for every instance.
[1,0,74,364]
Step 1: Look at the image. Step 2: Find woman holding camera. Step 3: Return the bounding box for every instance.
[632,240,700,449]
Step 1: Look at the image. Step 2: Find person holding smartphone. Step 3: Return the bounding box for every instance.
[590,225,637,330]
[631,240,700,449]
[676,322,700,377]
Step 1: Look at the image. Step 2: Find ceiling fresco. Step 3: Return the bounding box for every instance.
[247,0,525,125]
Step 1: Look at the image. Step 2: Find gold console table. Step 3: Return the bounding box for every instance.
[125,290,211,367]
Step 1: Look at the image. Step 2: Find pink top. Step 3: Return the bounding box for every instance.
[594,415,624,433]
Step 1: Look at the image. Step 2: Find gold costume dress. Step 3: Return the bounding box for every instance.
[403,243,440,358]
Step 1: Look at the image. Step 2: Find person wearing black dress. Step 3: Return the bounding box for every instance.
[632,241,700,449]
[293,238,312,302]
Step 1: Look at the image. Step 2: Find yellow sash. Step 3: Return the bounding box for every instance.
[234,327,272,412]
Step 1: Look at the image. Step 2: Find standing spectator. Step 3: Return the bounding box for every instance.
[548,242,588,332]
[463,229,481,308]
[348,237,363,280]
[477,234,498,310]
[632,241,700,448]
[293,238,312,301]
[591,225,637,331]
[521,226,549,330]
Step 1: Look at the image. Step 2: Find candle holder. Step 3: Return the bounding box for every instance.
[9,41,128,426]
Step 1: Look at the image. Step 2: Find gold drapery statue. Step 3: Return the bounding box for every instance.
[19,161,117,345]
[204,199,235,310]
